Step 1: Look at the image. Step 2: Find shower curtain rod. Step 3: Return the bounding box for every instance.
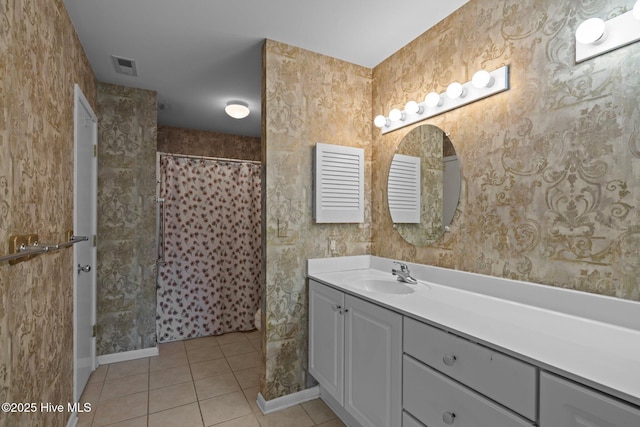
[158,152,262,165]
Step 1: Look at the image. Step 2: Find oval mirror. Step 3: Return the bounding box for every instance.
[387,124,461,246]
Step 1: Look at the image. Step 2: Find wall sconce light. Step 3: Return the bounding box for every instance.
[576,1,640,62]
[374,65,510,134]
[225,100,250,119]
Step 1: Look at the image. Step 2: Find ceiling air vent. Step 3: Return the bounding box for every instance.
[111,55,138,76]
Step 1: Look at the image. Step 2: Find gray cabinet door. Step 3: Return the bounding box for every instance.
[344,295,402,427]
[309,280,345,404]
[540,372,640,427]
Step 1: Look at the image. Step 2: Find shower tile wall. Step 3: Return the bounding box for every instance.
[97,83,158,355]
[371,0,640,300]
[0,0,97,425]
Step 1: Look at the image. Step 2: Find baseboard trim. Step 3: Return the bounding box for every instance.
[256,386,320,415]
[97,347,159,365]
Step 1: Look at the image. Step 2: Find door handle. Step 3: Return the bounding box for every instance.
[77,264,91,274]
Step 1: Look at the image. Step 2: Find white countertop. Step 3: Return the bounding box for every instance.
[308,255,640,406]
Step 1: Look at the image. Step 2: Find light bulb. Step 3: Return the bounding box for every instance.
[472,70,494,88]
[634,0,640,20]
[446,82,465,99]
[389,108,404,121]
[405,100,423,115]
[424,92,442,108]
[575,18,606,45]
[374,115,389,128]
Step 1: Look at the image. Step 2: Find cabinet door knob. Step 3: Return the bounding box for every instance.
[442,411,456,424]
[332,304,342,312]
[442,354,457,366]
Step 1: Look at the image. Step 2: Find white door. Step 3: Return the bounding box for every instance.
[73,84,97,404]
[344,295,402,427]
[308,280,345,404]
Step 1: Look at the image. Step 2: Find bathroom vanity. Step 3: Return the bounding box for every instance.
[307,255,640,427]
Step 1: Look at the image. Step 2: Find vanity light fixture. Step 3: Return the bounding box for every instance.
[446,82,466,99]
[424,92,443,108]
[576,1,640,62]
[389,108,405,121]
[374,65,510,134]
[471,69,494,89]
[575,18,607,45]
[225,100,250,119]
[374,115,390,128]
[405,100,423,115]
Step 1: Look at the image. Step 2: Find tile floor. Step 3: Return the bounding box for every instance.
[78,330,345,427]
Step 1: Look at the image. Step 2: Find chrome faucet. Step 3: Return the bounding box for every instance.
[392,262,417,284]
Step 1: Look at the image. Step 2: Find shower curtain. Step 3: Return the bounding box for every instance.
[157,154,262,342]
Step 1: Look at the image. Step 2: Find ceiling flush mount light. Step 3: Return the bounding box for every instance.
[374,65,510,135]
[225,100,250,119]
[576,3,640,62]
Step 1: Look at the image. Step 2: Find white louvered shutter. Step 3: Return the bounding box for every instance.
[314,143,364,223]
[388,153,421,223]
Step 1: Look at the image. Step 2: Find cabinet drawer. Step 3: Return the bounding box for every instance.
[403,356,535,427]
[404,317,536,420]
[403,411,426,427]
[540,372,640,426]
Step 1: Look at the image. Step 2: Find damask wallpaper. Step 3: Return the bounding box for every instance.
[96,83,157,355]
[0,0,97,425]
[262,40,372,399]
[262,0,640,402]
[1,0,636,420]
[372,0,640,301]
[157,125,261,161]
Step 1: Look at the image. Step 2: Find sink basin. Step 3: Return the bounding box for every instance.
[351,278,415,295]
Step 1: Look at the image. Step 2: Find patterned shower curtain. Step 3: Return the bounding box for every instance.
[157,155,262,342]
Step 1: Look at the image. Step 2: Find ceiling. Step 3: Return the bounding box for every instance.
[63,0,468,138]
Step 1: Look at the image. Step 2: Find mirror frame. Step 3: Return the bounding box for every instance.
[388,124,461,246]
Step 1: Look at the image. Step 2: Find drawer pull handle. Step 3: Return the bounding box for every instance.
[442,411,456,424]
[442,354,457,366]
[332,304,342,312]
